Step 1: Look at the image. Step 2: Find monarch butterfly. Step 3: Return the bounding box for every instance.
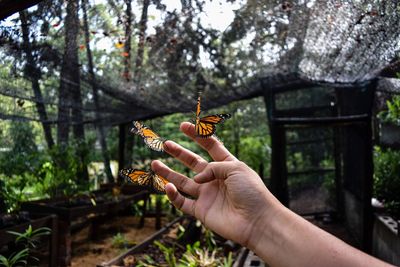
[119,168,168,194]
[131,121,165,152]
[195,93,231,138]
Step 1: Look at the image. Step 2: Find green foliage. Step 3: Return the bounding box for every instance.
[0,173,32,212]
[7,225,51,249]
[0,122,42,176]
[136,255,156,267]
[378,95,400,126]
[111,232,133,250]
[154,240,177,267]
[0,249,28,267]
[209,98,271,178]
[179,241,229,267]
[131,200,144,217]
[0,225,51,267]
[35,144,89,198]
[0,140,92,211]
[201,224,217,251]
[373,146,400,217]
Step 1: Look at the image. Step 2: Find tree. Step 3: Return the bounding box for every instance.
[57,0,88,182]
[19,10,55,149]
[82,0,113,183]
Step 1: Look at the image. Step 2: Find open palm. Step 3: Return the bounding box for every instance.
[151,122,276,246]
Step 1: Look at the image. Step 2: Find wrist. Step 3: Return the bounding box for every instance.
[245,194,291,265]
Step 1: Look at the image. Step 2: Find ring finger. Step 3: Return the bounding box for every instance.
[152,160,200,198]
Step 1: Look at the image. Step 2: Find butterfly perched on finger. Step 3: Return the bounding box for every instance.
[119,168,168,194]
[194,92,231,138]
[131,121,165,152]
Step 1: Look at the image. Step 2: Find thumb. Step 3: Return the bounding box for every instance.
[193,162,234,183]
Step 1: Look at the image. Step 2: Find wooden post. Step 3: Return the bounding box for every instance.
[118,124,126,183]
[336,81,376,253]
[269,124,289,206]
[57,220,71,267]
[264,91,289,206]
[155,195,162,230]
[50,214,58,267]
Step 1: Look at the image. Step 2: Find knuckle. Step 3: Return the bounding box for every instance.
[178,176,187,189]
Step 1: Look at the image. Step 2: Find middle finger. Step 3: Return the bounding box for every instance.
[163,140,209,173]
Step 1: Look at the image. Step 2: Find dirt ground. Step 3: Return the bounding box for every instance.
[71,216,169,267]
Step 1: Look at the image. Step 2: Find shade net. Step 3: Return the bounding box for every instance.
[0,0,399,127]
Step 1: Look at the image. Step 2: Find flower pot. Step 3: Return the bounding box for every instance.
[379,122,400,148]
[372,214,400,266]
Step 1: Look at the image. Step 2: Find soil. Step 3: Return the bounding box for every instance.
[71,216,170,267]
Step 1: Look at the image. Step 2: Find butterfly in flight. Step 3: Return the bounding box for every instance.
[130,121,165,152]
[119,168,168,194]
[195,93,231,138]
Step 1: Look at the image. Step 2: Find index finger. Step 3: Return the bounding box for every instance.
[180,122,237,162]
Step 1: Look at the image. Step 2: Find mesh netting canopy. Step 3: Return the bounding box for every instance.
[0,0,399,126]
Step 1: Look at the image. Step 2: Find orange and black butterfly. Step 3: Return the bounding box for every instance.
[131,121,165,152]
[119,168,168,194]
[195,93,231,138]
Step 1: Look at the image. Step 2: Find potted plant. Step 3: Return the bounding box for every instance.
[372,146,400,266]
[377,95,400,148]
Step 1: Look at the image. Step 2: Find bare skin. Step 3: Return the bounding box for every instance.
[151,122,394,267]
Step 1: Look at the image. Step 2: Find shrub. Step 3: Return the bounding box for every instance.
[373,146,400,218]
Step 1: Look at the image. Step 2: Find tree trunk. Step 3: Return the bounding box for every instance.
[132,0,149,87]
[58,0,89,181]
[122,0,132,82]
[82,0,114,183]
[19,11,55,149]
[57,0,81,145]
[118,124,126,183]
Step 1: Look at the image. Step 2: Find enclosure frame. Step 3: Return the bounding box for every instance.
[262,77,376,252]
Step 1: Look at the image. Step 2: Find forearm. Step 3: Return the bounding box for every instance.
[247,203,393,267]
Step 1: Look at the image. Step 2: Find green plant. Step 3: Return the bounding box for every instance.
[373,146,400,218]
[0,225,51,267]
[378,95,400,126]
[131,201,144,217]
[222,252,233,267]
[179,242,222,267]
[111,232,132,249]
[201,225,217,251]
[0,249,29,267]
[0,174,31,212]
[7,225,51,249]
[154,240,177,267]
[136,255,156,267]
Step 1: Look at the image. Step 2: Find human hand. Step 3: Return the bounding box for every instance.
[151,122,281,247]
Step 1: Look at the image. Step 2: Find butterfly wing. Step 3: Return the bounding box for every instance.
[130,121,144,135]
[196,114,231,138]
[201,114,231,124]
[151,172,168,194]
[119,169,152,187]
[130,121,165,152]
[141,128,165,152]
[195,120,216,137]
[119,169,167,193]
[196,94,201,117]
